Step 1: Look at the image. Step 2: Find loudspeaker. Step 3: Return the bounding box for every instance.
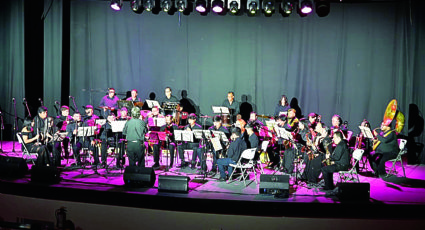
[259,174,290,198]
[0,156,29,177]
[31,165,61,184]
[158,175,190,193]
[337,182,370,201]
[123,166,156,187]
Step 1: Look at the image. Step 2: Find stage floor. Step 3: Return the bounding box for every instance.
[1,141,425,219]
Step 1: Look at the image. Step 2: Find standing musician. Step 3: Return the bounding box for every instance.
[21,118,51,166]
[161,87,179,116]
[66,112,99,166]
[321,131,350,190]
[177,113,202,169]
[222,92,240,124]
[152,114,178,169]
[144,106,165,157]
[99,88,120,117]
[205,115,230,173]
[370,120,399,178]
[53,106,73,161]
[217,127,247,181]
[126,89,141,102]
[123,107,148,167]
[274,95,290,117]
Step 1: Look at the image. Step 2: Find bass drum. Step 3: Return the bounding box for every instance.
[222,114,231,127]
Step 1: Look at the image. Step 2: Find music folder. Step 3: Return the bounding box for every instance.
[77,126,96,137]
[111,120,127,133]
[359,126,374,139]
[145,100,160,108]
[95,119,107,126]
[174,130,193,142]
[211,130,228,143]
[149,131,168,142]
[211,106,230,115]
[275,127,293,140]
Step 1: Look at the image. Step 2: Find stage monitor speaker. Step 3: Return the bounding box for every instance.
[158,175,190,193]
[259,174,290,198]
[0,156,29,178]
[31,165,61,184]
[123,166,156,187]
[337,182,370,201]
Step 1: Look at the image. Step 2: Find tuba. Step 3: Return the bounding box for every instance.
[372,99,405,150]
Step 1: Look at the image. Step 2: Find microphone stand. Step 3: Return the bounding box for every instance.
[0,111,4,153]
[12,99,19,152]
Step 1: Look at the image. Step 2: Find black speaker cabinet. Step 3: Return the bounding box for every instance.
[0,156,29,177]
[337,182,370,201]
[158,175,190,193]
[31,165,61,184]
[123,166,156,187]
[259,174,290,197]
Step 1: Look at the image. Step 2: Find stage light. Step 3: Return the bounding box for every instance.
[316,0,330,17]
[195,0,207,13]
[110,0,123,11]
[161,0,173,13]
[279,0,293,17]
[131,0,144,13]
[262,0,275,17]
[211,0,225,14]
[247,0,259,16]
[299,0,313,15]
[228,0,240,15]
[175,0,192,15]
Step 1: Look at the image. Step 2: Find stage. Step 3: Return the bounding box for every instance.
[1,140,425,229]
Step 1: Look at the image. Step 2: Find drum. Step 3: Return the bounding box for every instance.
[222,114,231,127]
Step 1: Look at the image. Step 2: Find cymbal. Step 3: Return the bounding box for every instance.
[257,114,272,119]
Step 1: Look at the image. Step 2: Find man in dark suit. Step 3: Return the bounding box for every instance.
[217,127,247,181]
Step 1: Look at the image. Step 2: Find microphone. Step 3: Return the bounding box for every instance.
[23,98,26,103]
[69,95,74,98]
[38,98,42,101]
[12,97,15,103]
[55,101,60,105]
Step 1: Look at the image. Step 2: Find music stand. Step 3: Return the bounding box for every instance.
[149,131,171,171]
[275,127,293,141]
[359,126,374,139]
[95,119,107,126]
[145,100,160,109]
[118,100,133,110]
[147,117,166,128]
[76,126,97,173]
[107,120,128,171]
[174,130,194,143]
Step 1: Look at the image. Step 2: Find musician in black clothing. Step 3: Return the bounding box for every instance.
[21,119,51,166]
[53,106,73,162]
[98,113,116,168]
[370,121,399,177]
[123,107,148,167]
[217,127,247,181]
[245,124,259,149]
[83,105,100,124]
[205,115,230,173]
[152,115,178,169]
[177,113,202,169]
[321,131,350,190]
[222,92,240,124]
[115,108,130,168]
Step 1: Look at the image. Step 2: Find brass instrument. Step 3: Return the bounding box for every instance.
[372,99,405,151]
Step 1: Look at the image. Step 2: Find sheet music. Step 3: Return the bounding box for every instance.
[149,131,168,141]
[111,120,127,133]
[145,100,160,108]
[95,119,107,126]
[211,106,230,114]
[211,130,229,142]
[261,140,270,152]
[211,137,223,151]
[279,111,288,117]
[275,127,293,140]
[192,130,204,140]
[77,126,96,137]
[174,130,193,142]
[359,126,374,139]
[147,117,166,127]
[203,130,213,139]
[265,120,277,130]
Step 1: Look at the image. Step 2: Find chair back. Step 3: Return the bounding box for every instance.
[16,132,24,145]
[352,149,364,162]
[260,141,269,152]
[398,139,407,150]
[240,148,256,161]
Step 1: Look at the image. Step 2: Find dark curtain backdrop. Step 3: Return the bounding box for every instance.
[1,0,425,159]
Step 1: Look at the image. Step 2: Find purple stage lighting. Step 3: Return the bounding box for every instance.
[195,0,207,13]
[300,0,313,14]
[212,0,224,13]
[196,5,207,12]
[110,0,123,11]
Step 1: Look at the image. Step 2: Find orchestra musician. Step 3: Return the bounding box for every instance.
[330,114,348,139]
[177,113,202,169]
[126,89,141,102]
[123,107,148,167]
[99,88,119,117]
[152,114,178,169]
[370,120,399,178]
[217,127,247,182]
[161,87,179,116]
[53,106,73,161]
[83,105,100,124]
[205,115,230,174]
[321,131,350,190]
[222,91,240,124]
[245,123,259,149]
[98,113,117,168]
[274,95,290,117]
[66,112,99,166]
[115,107,130,168]
[144,106,164,129]
[21,118,51,166]
[247,111,264,136]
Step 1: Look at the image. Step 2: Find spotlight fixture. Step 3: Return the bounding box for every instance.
[110,0,123,11]
[279,0,293,17]
[315,0,330,17]
[299,0,313,16]
[131,0,143,13]
[144,0,161,14]
[161,0,176,14]
[175,0,192,15]
[262,0,275,17]
[228,0,240,15]
[247,0,259,16]
[211,0,225,14]
[195,0,208,13]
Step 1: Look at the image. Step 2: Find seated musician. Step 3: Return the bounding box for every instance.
[217,127,247,181]
[308,112,320,126]
[117,107,131,120]
[98,113,117,168]
[266,114,286,168]
[247,111,264,134]
[274,94,290,117]
[370,120,399,178]
[116,107,130,167]
[99,88,119,117]
[126,89,141,102]
[83,105,100,123]
[152,114,178,169]
[21,118,51,166]
[280,119,309,174]
[321,131,350,190]
[245,123,259,149]
[53,105,73,161]
[66,112,99,167]
[205,115,230,173]
[222,91,240,124]
[177,113,202,169]
[330,114,348,139]
[144,106,165,156]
